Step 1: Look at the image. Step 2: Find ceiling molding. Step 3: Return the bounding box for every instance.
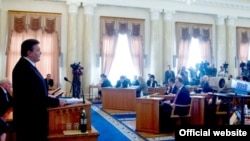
[33,0,250,18]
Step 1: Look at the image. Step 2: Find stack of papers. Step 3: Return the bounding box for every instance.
[60,97,83,105]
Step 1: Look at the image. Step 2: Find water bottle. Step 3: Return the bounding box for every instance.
[244,104,248,115]
[80,109,87,132]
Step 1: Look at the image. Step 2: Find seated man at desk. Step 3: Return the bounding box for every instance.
[159,77,191,132]
[115,75,129,88]
[164,77,178,95]
[146,74,158,87]
[98,74,112,98]
[136,76,148,97]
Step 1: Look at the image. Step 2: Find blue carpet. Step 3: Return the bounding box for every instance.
[91,108,131,141]
[91,105,145,141]
[91,104,175,141]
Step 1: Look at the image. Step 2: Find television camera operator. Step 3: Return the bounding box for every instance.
[70,62,83,98]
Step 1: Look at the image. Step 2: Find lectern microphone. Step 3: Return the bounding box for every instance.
[64,77,72,83]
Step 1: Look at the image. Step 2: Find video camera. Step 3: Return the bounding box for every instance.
[70,62,84,71]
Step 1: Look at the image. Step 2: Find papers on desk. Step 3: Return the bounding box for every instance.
[63,130,88,135]
[60,97,83,105]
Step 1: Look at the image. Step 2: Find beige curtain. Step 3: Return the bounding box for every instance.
[100,17,144,76]
[6,11,61,88]
[176,23,212,71]
[237,27,250,63]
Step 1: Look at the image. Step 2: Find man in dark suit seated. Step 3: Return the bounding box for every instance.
[98,74,112,98]
[115,75,129,88]
[159,77,191,132]
[0,78,13,117]
[146,74,158,87]
[0,78,13,141]
[131,75,140,86]
[165,77,178,95]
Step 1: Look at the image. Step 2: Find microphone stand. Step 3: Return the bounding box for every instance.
[64,77,85,103]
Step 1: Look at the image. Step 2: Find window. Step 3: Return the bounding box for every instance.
[6,11,61,87]
[186,37,202,69]
[109,34,138,85]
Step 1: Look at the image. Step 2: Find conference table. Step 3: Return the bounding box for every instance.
[136,94,206,133]
[102,87,137,111]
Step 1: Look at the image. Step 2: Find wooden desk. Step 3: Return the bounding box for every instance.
[148,87,166,95]
[136,96,163,133]
[102,87,137,111]
[48,101,99,141]
[136,95,206,133]
[48,126,99,141]
[190,95,206,125]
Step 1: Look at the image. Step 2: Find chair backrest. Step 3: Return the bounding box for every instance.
[170,98,192,118]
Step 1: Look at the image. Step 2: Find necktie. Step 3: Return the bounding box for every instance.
[173,88,181,104]
[5,92,9,102]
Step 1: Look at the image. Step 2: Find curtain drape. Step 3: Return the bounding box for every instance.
[176,22,212,71]
[100,17,144,76]
[6,11,61,87]
[237,27,250,63]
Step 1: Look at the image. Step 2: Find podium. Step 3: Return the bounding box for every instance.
[48,100,99,141]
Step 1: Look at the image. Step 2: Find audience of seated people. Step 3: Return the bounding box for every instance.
[146,74,158,87]
[115,75,129,88]
[159,77,191,132]
[98,74,112,98]
[136,76,148,97]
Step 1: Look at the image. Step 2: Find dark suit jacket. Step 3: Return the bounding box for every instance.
[0,88,13,116]
[115,80,128,88]
[163,70,175,84]
[165,85,178,95]
[146,80,158,87]
[173,86,191,116]
[12,57,60,139]
[44,78,54,90]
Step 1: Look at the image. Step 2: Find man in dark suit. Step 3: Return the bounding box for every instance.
[163,65,175,85]
[115,75,129,88]
[159,77,191,132]
[0,78,13,117]
[0,78,13,141]
[12,39,66,141]
[164,77,178,95]
[44,73,54,90]
[146,75,158,87]
[98,74,112,98]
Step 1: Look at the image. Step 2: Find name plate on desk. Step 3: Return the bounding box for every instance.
[231,79,250,95]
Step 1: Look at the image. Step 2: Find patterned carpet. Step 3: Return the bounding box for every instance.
[91,103,175,141]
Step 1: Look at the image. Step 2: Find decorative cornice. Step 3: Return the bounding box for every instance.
[216,15,226,26]
[83,4,95,15]
[163,10,175,21]
[150,9,161,20]
[39,0,250,18]
[226,16,237,26]
[66,0,82,13]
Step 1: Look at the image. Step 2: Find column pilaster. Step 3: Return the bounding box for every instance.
[226,16,237,76]
[82,4,95,96]
[216,15,226,68]
[149,8,162,81]
[66,0,81,96]
[163,10,175,75]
